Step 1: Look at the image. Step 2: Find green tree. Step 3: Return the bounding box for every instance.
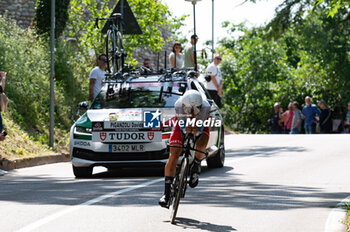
[218,5,350,133]
[34,0,70,38]
[317,0,350,17]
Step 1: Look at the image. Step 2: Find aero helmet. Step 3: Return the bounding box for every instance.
[182,90,203,116]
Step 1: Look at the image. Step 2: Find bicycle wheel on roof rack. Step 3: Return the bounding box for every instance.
[106,29,116,74]
[115,31,124,73]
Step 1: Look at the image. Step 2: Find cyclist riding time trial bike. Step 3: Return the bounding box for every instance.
[168,132,208,224]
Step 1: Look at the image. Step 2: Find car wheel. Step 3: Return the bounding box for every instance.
[73,165,93,178]
[207,126,225,168]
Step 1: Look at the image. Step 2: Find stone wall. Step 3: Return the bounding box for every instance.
[0,0,36,28]
[0,0,174,69]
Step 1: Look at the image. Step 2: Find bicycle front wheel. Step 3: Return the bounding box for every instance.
[106,29,116,73]
[170,157,188,224]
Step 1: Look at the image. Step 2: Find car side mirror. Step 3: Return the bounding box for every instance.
[77,101,89,111]
[207,99,214,105]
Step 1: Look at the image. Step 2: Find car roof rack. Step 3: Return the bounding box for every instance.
[103,67,198,85]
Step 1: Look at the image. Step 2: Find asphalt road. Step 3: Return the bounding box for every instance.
[1,135,349,232]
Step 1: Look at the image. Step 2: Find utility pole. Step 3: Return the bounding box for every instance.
[49,0,55,148]
[185,0,201,71]
[212,0,214,60]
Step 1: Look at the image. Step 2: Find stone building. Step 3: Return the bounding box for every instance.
[0,0,173,69]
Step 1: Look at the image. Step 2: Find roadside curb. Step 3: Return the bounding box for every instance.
[0,153,70,171]
[224,126,238,135]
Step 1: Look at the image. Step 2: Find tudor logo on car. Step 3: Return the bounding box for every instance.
[92,131,161,142]
[100,132,107,141]
[147,131,154,140]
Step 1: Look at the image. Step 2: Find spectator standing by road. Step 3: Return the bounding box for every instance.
[318,100,332,134]
[0,71,7,141]
[88,54,107,102]
[302,96,321,134]
[345,102,350,126]
[205,54,223,108]
[169,41,183,68]
[282,103,294,134]
[270,103,283,134]
[291,101,302,134]
[183,35,198,69]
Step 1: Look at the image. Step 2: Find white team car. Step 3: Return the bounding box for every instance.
[70,72,225,178]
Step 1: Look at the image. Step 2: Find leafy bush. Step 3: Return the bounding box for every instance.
[0,15,87,149]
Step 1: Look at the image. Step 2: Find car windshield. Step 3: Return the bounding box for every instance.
[91,82,184,109]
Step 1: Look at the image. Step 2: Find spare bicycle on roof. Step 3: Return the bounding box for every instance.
[95,0,142,75]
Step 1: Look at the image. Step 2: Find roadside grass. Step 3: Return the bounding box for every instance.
[0,112,69,161]
[0,15,83,161]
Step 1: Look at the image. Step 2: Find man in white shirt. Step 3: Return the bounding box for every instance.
[205,54,223,107]
[88,54,107,101]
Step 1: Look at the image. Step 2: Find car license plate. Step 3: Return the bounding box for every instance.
[109,144,144,153]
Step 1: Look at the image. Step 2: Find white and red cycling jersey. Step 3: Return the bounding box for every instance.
[169,97,211,146]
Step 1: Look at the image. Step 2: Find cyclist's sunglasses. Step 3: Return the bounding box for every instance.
[99,58,107,62]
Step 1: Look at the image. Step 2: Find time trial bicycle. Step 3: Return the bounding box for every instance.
[168,132,208,224]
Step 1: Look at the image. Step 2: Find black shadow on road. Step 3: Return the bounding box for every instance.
[225,146,307,159]
[0,145,345,211]
[165,217,236,232]
[93,167,164,178]
[179,163,346,211]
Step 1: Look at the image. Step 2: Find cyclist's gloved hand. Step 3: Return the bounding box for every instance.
[182,125,201,135]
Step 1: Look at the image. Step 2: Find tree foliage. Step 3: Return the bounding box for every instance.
[34,0,70,38]
[317,0,350,17]
[219,5,350,133]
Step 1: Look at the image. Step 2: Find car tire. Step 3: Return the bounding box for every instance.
[206,126,225,168]
[73,166,93,178]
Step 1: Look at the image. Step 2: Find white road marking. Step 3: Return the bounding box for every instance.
[16,178,163,232]
[324,194,350,232]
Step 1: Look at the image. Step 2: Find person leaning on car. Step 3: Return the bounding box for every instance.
[205,54,223,108]
[88,54,107,102]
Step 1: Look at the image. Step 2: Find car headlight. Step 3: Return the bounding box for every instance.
[74,126,92,137]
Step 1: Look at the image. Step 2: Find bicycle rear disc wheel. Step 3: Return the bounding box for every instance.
[170,157,188,224]
[106,30,116,73]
